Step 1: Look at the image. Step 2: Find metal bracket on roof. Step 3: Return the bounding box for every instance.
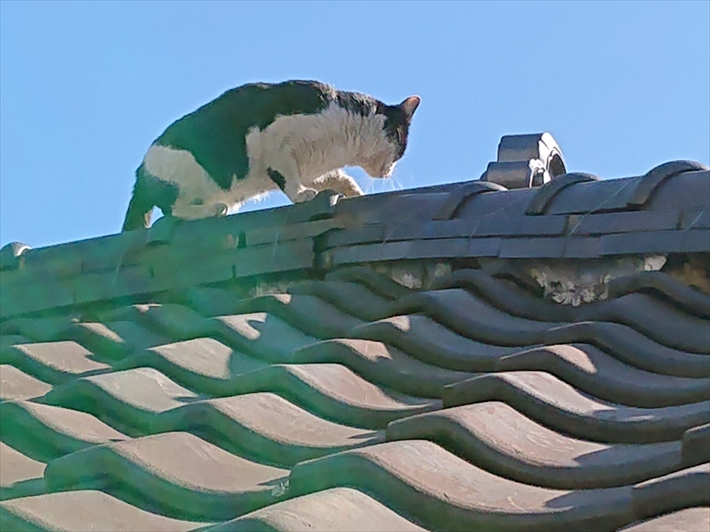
[628,160,709,208]
[480,132,567,189]
[0,242,31,270]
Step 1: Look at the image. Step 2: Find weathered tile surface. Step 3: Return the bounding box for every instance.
[0,490,205,531]
[1,264,707,530]
[1,160,708,530]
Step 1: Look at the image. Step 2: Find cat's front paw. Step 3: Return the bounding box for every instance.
[294,188,318,203]
[345,185,364,197]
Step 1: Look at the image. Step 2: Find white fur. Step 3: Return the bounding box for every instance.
[143,145,275,219]
[142,103,396,219]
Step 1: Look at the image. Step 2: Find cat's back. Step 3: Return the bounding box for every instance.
[157,80,337,147]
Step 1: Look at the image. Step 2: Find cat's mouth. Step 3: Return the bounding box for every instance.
[363,161,395,179]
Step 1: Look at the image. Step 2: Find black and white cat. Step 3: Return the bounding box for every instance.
[122,80,421,231]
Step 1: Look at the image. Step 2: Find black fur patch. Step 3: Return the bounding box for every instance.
[267,168,286,191]
[122,165,180,231]
[379,104,412,161]
[335,90,378,117]
[141,168,179,216]
[155,81,333,190]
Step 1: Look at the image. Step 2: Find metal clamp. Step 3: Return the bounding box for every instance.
[481,132,567,189]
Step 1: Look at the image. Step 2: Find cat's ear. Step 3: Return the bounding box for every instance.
[399,96,421,120]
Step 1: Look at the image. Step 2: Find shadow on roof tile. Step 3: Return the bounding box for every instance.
[115,339,440,429]
[212,313,318,363]
[432,269,710,348]
[444,371,710,444]
[0,490,206,532]
[0,401,127,462]
[325,266,413,299]
[0,365,52,402]
[293,338,475,398]
[38,367,201,436]
[545,321,710,378]
[386,402,690,489]
[226,294,365,339]
[1,318,75,344]
[205,487,426,532]
[386,288,710,355]
[607,271,710,319]
[221,363,440,430]
[353,314,521,372]
[0,335,31,351]
[631,464,710,522]
[43,432,288,521]
[154,392,384,467]
[288,280,395,321]
[495,344,710,408]
[289,440,636,532]
[1,341,111,384]
[0,442,46,502]
[93,303,217,341]
[71,321,174,360]
[619,507,710,532]
[115,337,269,396]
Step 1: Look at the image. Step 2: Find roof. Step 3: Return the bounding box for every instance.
[1,133,709,531]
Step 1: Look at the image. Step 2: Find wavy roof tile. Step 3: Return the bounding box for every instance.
[1,133,709,531]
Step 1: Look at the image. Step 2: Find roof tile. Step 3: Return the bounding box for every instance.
[434,268,710,334]
[0,490,205,531]
[443,371,710,443]
[116,337,268,395]
[539,321,710,378]
[227,294,365,338]
[294,338,475,398]
[386,402,684,489]
[214,313,318,362]
[43,432,288,521]
[354,314,520,371]
[0,365,53,402]
[40,367,200,435]
[155,393,383,466]
[1,341,110,384]
[1,401,127,462]
[289,440,635,532]
[496,344,710,407]
[631,464,710,521]
[0,442,46,501]
[605,271,710,318]
[234,363,440,429]
[206,487,426,532]
[619,508,710,532]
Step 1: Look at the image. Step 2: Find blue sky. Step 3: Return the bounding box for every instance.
[1,1,708,249]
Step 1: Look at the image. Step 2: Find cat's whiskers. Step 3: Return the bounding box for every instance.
[388,172,404,192]
[365,176,376,196]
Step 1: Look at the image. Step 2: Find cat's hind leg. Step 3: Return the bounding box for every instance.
[122,165,159,231]
[312,169,364,197]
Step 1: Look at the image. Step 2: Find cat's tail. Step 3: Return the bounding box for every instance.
[121,166,154,232]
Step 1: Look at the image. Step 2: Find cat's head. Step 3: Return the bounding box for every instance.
[364,96,421,178]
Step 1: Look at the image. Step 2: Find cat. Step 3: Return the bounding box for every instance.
[122,80,421,231]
